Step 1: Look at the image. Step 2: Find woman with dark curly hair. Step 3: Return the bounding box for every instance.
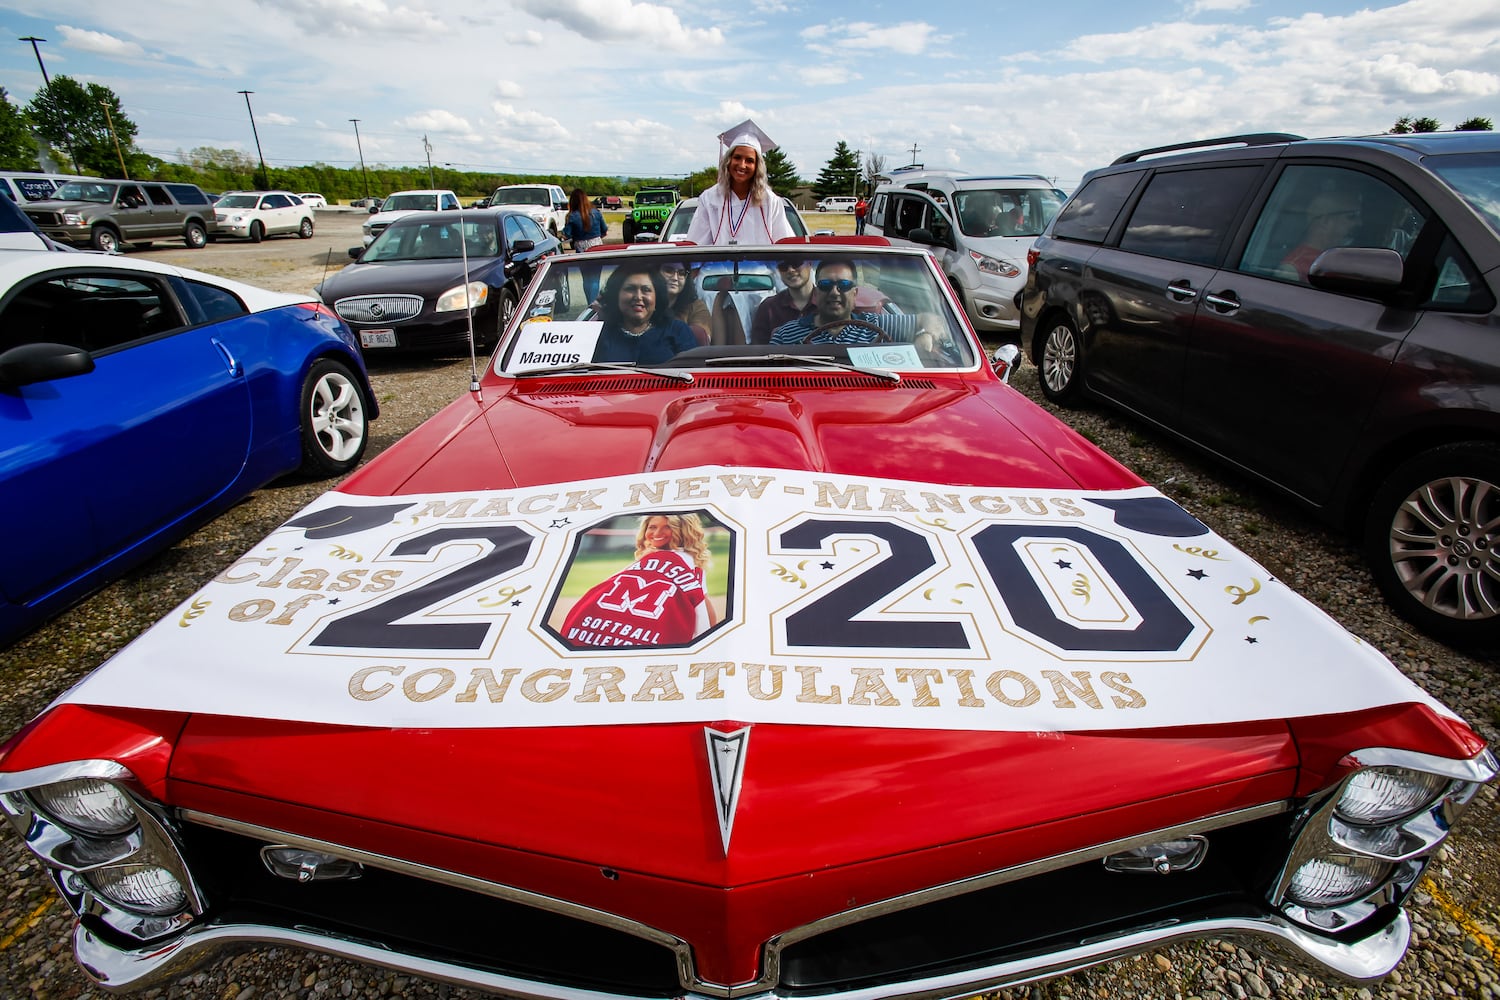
[593,262,699,364]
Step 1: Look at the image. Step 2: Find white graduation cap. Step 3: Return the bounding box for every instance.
[716,119,777,156]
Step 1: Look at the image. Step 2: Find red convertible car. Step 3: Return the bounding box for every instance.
[1,241,1493,1000]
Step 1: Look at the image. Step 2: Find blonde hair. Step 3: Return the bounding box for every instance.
[635,513,711,567]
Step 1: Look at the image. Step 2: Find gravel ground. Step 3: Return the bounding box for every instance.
[1,213,1495,999]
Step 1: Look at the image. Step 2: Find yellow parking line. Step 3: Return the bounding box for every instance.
[0,897,54,951]
[1422,875,1499,963]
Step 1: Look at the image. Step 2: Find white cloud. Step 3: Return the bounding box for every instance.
[505,29,545,46]
[400,109,476,134]
[512,0,723,52]
[56,25,145,59]
[495,79,524,99]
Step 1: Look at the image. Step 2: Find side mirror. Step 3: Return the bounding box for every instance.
[0,341,95,386]
[348,246,362,259]
[368,205,378,214]
[512,239,535,253]
[1308,247,1404,297]
[990,344,1021,384]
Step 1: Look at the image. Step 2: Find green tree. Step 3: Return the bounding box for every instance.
[813,141,860,199]
[683,166,717,198]
[764,146,800,195]
[0,88,39,170]
[1455,116,1494,131]
[1412,116,1442,133]
[26,76,148,177]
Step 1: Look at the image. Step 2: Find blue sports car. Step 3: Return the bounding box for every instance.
[0,206,378,646]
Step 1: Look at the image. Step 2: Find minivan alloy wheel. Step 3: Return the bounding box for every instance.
[1038,317,1082,403]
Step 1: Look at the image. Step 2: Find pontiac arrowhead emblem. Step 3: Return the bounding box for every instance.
[705,726,750,854]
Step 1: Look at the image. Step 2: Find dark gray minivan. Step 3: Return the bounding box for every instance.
[1020,131,1500,646]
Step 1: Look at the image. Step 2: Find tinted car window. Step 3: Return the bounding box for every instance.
[165,184,209,205]
[0,273,180,354]
[145,185,173,206]
[13,177,56,201]
[118,185,147,209]
[1118,166,1260,266]
[171,276,249,326]
[516,215,546,244]
[1239,164,1424,284]
[1426,233,1495,311]
[265,194,291,209]
[1051,171,1140,244]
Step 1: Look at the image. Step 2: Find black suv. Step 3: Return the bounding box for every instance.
[1020,131,1500,645]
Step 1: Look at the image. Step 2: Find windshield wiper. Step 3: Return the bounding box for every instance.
[510,361,693,382]
[704,353,900,383]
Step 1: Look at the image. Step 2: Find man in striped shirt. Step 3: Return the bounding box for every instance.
[769,259,943,349]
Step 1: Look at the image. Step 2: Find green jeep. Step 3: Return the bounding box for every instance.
[623,187,679,242]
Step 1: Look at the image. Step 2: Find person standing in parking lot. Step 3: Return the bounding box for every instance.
[855,196,868,235]
[686,120,794,247]
[564,188,607,304]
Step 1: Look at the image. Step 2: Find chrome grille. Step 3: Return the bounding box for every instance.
[334,294,424,324]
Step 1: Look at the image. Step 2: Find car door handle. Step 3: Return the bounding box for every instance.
[212,337,243,377]
[1166,280,1198,302]
[1203,290,1241,313]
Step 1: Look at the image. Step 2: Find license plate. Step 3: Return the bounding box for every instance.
[360,329,397,348]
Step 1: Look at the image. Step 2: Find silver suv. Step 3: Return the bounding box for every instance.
[23,179,217,252]
[1020,131,1500,646]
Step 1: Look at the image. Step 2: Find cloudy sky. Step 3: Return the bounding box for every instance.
[2,0,1496,188]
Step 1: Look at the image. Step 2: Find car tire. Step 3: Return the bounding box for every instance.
[298,218,314,239]
[183,222,208,249]
[623,220,636,243]
[1364,443,1500,647]
[249,221,265,243]
[494,288,518,346]
[298,359,369,478]
[91,226,121,253]
[1037,315,1084,404]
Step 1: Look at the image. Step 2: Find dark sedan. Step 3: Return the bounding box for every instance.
[315,208,561,354]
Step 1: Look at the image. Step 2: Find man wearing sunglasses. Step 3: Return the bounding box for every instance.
[769,260,943,349]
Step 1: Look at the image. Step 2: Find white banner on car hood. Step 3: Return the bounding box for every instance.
[60,466,1448,731]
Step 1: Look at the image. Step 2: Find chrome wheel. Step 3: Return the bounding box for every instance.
[1367,444,1500,645]
[299,360,368,477]
[1038,318,1082,403]
[1388,474,1500,623]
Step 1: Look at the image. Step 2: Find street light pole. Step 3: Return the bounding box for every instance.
[423,134,435,189]
[237,90,268,189]
[19,35,80,173]
[349,118,370,200]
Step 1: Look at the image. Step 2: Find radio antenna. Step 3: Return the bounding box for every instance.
[460,212,483,399]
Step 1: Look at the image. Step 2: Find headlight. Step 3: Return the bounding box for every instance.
[30,778,137,836]
[61,212,84,225]
[1335,766,1450,825]
[436,281,489,312]
[1284,853,1393,907]
[969,250,1021,278]
[85,863,188,915]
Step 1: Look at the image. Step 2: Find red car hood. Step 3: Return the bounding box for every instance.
[341,373,1141,496]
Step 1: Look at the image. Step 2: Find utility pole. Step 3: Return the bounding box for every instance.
[19,35,79,173]
[907,141,921,168]
[100,102,128,179]
[852,149,860,197]
[237,90,268,189]
[349,119,370,200]
[423,134,435,189]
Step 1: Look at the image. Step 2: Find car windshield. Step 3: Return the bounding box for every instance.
[365,218,501,261]
[497,247,978,375]
[1425,151,1500,236]
[951,187,1068,239]
[382,194,439,212]
[52,182,116,203]
[491,188,550,207]
[216,194,261,209]
[638,191,675,206]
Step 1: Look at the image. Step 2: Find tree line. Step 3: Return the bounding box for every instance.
[1,79,894,203]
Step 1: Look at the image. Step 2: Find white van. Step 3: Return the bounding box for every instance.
[815,196,858,212]
[0,172,87,205]
[866,168,1067,335]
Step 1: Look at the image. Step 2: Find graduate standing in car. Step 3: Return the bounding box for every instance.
[686,119,795,247]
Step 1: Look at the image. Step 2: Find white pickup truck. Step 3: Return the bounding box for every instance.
[361,189,461,246]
